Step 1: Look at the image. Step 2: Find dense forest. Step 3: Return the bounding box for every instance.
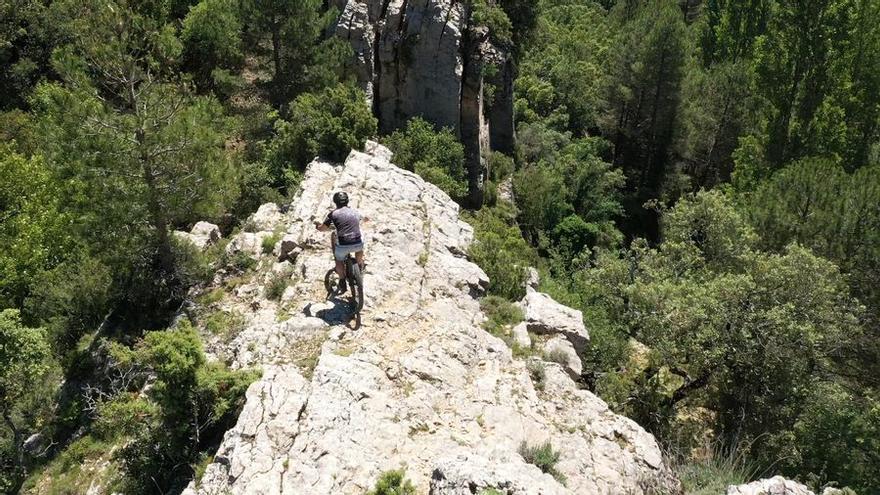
[1,0,878,493]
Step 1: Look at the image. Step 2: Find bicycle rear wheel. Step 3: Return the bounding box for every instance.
[348,262,364,312]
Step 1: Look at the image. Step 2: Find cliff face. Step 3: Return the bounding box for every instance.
[331,0,514,207]
[182,143,678,494]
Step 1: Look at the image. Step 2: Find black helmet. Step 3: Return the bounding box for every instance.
[332,191,349,207]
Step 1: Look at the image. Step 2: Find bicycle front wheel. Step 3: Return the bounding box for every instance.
[324,268,338,297]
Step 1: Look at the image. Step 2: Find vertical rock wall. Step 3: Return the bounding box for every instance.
[332,0,514,207]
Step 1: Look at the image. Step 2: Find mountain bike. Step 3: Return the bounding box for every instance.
[324,234,364,313]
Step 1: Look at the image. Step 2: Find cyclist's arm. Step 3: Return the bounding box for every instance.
[315,211,334,231]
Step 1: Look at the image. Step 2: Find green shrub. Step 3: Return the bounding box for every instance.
[94,394,159,440]
[181,0,244,92]
[385,117,468,200]
[264,84,377,188]
[471,0,513,45]
[265,271,292,301]
[464,203,536,300]
[116,323,258,493]
[489,151,515,182]
[544,348,570,367]
[480,295,524,336]
[197,288,225,305]
[262,231,283,254]
[23,256,112,353]
[518,440,565,484]
[224,251,257,273]
[672,444,756,495]
[526,361,546,391]
[171,235,214,289]
[367,469,416,495]
[203,310,245,339]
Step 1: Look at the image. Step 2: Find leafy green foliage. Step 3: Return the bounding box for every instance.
[471,0,513,46]
[480,295,524,336]
[240,0,348,102]
[0,309,58,490]
[115,322,258,492]
[464,203,536,300]
[0,144,70,308]
[515,1,611,131]
[23,257,112,352]
[367,469,416,495]
[385,118,467,200]
[181,0,244,93]
[513,136,624,260]
[564,191,868,484]
[264,84,377,188]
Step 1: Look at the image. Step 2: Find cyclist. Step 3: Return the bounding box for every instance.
[315,192,365,292]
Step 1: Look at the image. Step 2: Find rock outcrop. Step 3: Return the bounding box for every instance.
[174,221,221,250]
[185,142,677,494]
[727,477,846,495]
[726,476,815,495]
[331,0,514,207]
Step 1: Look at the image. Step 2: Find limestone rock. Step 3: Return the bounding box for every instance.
[518,291,589,355]
[543,335,582,377]
[430,453,568,495]
[727,476,815,495]
[250,202,284,231]
[186,144,677,495]
[274,233,300,262]
[525,267,540,291]
[173,221,221,250]
[191,221,221,243]
[225,231,272,258]
[511,322,531,348]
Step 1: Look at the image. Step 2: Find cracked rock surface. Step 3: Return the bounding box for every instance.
[184,142,678,494]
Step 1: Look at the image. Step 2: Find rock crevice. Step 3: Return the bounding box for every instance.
[332,0,512,207]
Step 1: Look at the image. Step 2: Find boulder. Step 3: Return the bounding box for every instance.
[274,233,300,262]
[727,476,815,495]
[511,322,531,349]
[191,221,221,243]
[225,231,272,258]
[249,202,284,231]
[518,291,589,354]
[543,335,582,377]
[173,221,221,250]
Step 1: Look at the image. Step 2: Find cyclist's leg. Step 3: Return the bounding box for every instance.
[355,250,364,270]
[331,234,346,280]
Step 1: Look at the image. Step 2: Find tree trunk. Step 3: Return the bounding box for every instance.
[271,21,283,86]
[3,408,24,468]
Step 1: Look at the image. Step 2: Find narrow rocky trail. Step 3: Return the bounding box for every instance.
[183,143,677,495]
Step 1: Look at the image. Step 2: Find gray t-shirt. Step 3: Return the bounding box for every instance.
[323,206,362,245]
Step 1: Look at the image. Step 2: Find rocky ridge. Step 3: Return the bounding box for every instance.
[182,142,677,494]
